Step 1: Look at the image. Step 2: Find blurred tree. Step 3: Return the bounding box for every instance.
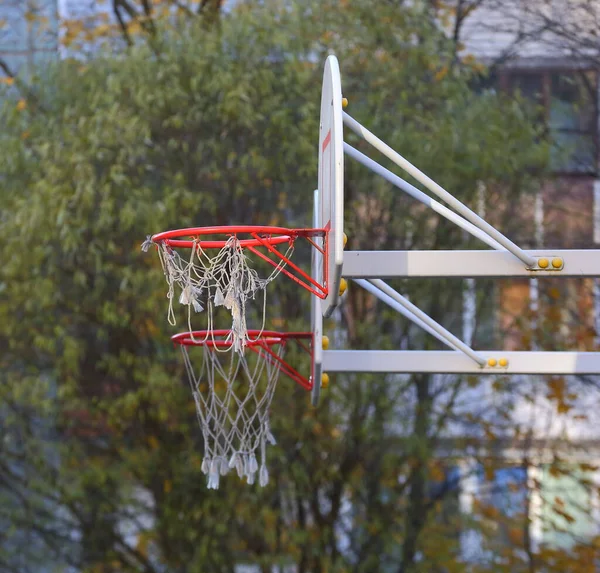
[5,1,596,573]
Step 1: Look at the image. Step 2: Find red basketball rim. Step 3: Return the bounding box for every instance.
[172,330,314,390]
[152,225,325,250]
[172,329,312,348]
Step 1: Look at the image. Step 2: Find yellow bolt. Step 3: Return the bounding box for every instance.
[342,97,348,109]
[339,278,348,296]
[322,335,330,350]
[343,232,348,247]
[499,358,508,367]
[538,258,549,269]
[488,358,497,367]
[552,257,563,269]
[321,373,330,388]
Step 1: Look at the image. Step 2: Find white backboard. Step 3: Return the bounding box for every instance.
[318,55,344,317]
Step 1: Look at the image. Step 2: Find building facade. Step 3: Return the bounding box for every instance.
[0,0,59,80]
[458,0,600,559]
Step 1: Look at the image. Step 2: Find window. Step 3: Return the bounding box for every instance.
[503,69,598,175]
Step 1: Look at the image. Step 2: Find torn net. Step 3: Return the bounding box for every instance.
[143,236,292,353]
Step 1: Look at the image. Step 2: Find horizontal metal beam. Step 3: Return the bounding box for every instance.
[323,350,600,375]
[342,250,600,278]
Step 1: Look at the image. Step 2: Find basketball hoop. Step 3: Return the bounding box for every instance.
[143,226,327,353]
[173,330,312,489]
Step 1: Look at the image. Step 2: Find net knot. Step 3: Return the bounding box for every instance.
[141,235,154,252]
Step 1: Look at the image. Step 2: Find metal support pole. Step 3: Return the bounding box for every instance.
[354,279,463,351]
[343,112,537,268]
[367,279,487,367]
[345,143,504,251]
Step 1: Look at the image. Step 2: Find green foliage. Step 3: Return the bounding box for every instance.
[1,1,579,572]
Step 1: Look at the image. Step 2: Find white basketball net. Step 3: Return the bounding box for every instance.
[142,235,293,354]
[180,340,283,489]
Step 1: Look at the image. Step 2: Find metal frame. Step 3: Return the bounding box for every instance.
[342,249,600,278]
[323,351,600,375]
[342,112,536,267]
[309,56,600,396]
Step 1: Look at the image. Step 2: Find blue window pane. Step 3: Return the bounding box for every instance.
[550,73,596,132]
[476,465,528,517]
[490,467,528,517]
[551,131,596,173]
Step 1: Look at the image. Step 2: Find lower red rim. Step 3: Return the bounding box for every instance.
[152,225,325,249]
[172,330,312,348]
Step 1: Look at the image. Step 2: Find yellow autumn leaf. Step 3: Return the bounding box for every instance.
[136,531,151,557]
[548,287,561,299]
[547,376,566,402]
[483,464,495,481]
[554,507,576,524]
[429,462,446,482]
[145,317,159,336]
[549,464,565,478]
[94,23,112,36]
[483,425,497,440]
[480,503,500,520]
[1,77,14,86]
[164,479,172,493]
[16,99,26,111]
[434,65,449,82]
[507,526,522,545]
[127,21,142,35]
[557,402,573,414]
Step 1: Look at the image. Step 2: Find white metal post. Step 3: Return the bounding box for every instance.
[342,112,537,268]
[367,279,486,366]
[354,279,463,351]
[344,143,504,251]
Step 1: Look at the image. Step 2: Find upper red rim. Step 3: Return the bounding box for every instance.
[151,225,325,249]
[172,329,312,347]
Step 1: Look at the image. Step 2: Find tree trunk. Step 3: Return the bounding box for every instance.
[399,374,431,572]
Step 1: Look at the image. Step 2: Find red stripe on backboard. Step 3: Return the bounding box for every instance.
[322,130,331,152]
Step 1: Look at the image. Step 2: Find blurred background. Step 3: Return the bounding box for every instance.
[1,0,600,571]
